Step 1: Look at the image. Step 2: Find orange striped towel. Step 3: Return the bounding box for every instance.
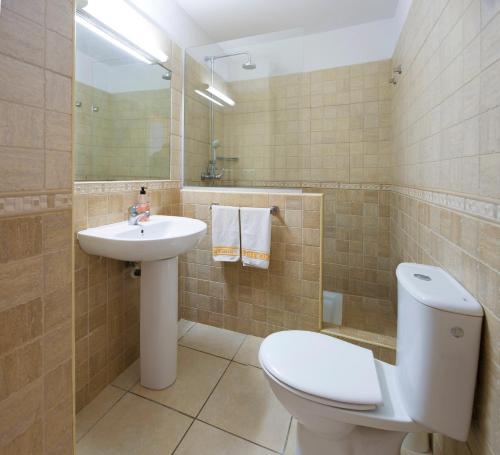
[240,207,271,269]
[211,205,240,262]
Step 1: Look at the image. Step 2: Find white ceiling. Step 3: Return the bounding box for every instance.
[175,0,399,42]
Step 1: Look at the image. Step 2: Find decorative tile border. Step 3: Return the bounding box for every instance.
[389,186,499,224]
[72,178,500,224]
[0,192,72,217]
[74,180,181,194]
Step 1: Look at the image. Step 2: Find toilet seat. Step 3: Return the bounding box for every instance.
[259,330,383,411]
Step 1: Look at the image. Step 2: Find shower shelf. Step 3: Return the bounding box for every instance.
[216,156,239,161]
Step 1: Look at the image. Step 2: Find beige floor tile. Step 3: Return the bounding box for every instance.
[77,393,192,455]
[283,419,297,455]
[179,323,245,359]
[178,319,195,339]
[234,335,264,368]
[76,385,125,441]
[175,421,275,455]
[112,359,140,391]
[132,346,229,417]
[198,363,291,452]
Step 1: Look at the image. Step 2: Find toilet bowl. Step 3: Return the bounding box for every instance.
[260,331,421,455]
[260,264,483,455]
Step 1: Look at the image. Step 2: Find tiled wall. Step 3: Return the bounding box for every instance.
[225,62,392,187]
[74,82,171,181]
[391,1,500,454]
[0,0,74,453]
[73,181,181,411]
[179,190,323,336]
[305,187,395,336]
[390,191,499,455]
[183,58,395,342]
[183,59,393,187]
[391,0,499,200]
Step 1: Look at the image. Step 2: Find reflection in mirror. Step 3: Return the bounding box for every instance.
[74,20,171,181]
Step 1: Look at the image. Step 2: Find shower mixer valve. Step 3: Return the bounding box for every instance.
[201,160,224,180]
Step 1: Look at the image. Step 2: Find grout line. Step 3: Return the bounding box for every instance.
[177,320,197,342]
[177,344,237,362]
[194,359,233,420]
[281,417,294,455]
[195,418,282,454]
[230,334,248,362]
[76,386,128,443]
[127,390,197,420]
[170,354,234,454]
[170,418,196,454]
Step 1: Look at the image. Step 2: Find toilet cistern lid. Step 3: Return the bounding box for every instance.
[259,331,383,409]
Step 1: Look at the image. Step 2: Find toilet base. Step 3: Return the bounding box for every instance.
[296,422,406,455]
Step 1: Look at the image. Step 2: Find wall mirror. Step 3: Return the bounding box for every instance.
[74,14,171,181]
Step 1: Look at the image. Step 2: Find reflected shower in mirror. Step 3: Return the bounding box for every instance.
[74,14,171,181]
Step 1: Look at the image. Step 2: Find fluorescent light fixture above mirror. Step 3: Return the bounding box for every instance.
[195,90,224,107]
[205,85,235,106]
[75,15,154,64]
[80,0,168,63]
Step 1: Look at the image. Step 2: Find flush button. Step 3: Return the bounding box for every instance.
[414,273,431,281]
[451,327,464,338]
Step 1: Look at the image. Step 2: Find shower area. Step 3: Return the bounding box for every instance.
[184,33,396,358]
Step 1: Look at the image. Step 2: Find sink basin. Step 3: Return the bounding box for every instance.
[77,214,207,390]
[77,215,207,262]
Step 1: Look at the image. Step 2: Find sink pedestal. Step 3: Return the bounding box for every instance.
[140,257,178,389]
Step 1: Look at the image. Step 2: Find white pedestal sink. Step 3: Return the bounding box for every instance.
[78,215,207,389]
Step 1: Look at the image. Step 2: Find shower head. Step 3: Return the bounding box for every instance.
[242,60,256,70]
[162,70,172,80]
[207,52,256,70]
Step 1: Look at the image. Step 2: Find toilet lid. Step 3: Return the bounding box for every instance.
[259,331,383,409]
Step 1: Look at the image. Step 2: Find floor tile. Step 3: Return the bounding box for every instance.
[199,362,291,452]
[76,385,125,441]
[132,346,229,417]
[178,319,195,339]
[77,393,192,455]
[179,323,246,359]
[283,419,297,455]
[234,335,264,368]
[112,359,140,391]
[174,421,274,455]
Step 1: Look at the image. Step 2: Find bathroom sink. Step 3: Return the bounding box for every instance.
[78,214,207,390]
[77,215,207,262]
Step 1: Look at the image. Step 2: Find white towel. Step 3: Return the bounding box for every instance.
[211,205,240,262]
[240,207,272,269]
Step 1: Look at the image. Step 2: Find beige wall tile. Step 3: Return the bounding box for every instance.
[0,256,43,313]
[0,53,44,107]
[46,0,74,39]
[45,150,72,190]
[0,8,44,66]
[0,100,44,149]
[45,30,73,77]
[45,112,71,152]
[0,147,44,192]
[3,0,45,25]
[45,71,72,114]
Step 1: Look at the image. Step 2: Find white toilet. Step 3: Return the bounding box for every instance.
[259,263,483,455]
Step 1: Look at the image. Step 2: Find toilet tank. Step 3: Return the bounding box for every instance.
[395,263,483,441]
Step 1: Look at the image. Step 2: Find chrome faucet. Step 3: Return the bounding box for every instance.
[128,207,150,225]
[201,160,224,180]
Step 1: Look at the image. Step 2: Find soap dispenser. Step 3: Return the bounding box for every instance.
[135,186,150,222]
